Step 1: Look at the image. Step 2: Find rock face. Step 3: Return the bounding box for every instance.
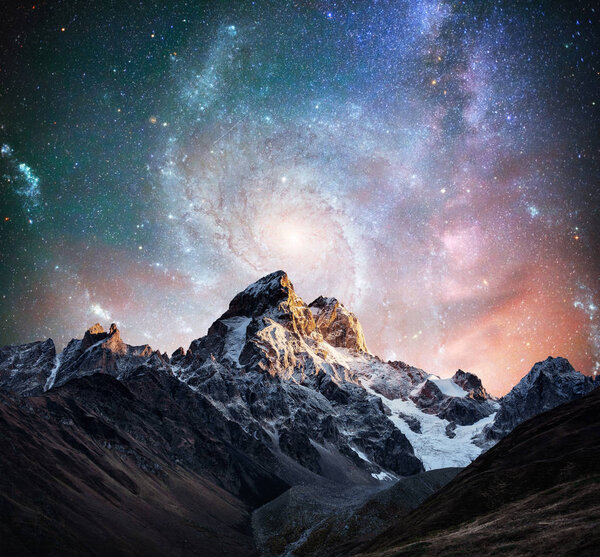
[309,296,368,352]
[219,270,317,337]
[0,338,56,395]
[437,396,496,427]
[484,356,598,440]
[408,372,498,427]
[452,369,490,401]
[409,379,446,411]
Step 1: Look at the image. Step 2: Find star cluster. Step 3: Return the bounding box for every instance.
[0,1,598,394]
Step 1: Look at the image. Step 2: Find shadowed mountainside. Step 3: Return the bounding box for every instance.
[0,371,288,557]
[254,467,461,557]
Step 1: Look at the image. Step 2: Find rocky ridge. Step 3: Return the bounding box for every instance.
[483,356,598,441]
[0,337,57,396]
[0,270,596,479]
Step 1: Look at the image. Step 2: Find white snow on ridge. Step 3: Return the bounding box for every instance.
[428,376,468,397]
[372,470,395,481]
[351,446,398,482]
[44,352,63,391]
[318,343,358,368]
[351,446,372,463]
[221,317,251,365]
[362,383,494,470]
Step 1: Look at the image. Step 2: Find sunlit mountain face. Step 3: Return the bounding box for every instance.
[0,1,597,395]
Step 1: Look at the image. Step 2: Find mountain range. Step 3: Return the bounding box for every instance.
[0,270,597,556]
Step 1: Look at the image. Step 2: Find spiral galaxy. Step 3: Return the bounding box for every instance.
[0,1,598,394]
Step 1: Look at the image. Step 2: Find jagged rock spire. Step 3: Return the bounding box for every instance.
[87,323,105,335]
[217,270,316,337]
[309,296,368,353]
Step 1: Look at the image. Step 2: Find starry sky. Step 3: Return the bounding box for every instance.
[0,0,598,394]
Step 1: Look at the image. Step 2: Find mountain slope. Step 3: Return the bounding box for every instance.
[254,468,461,557]
[354,387,600,556]
[0,370,288,556]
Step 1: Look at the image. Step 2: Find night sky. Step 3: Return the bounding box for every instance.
[0,1,598,394]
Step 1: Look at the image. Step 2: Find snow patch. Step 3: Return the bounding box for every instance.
[371,470,395,481]
[362,383,494,470]
[44,352,62,391]
[351,446,371,463]
[429,376,468,397]
[221,317,251,365]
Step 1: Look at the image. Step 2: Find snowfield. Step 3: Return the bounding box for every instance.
[363,383,496,470]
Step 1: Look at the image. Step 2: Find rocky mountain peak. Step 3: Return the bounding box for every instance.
[218,270,316,337]
[508,356,588,398]
[529,356,574,376]
[87,323,105,335]
[171,346,187,364]
[44,322,166,390]
[222,270,295,317]
[451,369,490,401]
[104,323,126,354]
[82,323,107,349]
[81,322,124,354]
[483,356,597,441]
[309,296,368,353]
[203,272,371,355]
